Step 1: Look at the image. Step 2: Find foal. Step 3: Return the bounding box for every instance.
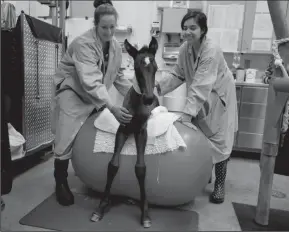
[91,37,159,228]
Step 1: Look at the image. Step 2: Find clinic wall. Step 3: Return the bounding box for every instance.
[9,1,278,72]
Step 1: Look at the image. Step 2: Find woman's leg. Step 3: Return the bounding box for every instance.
[210,158,229,204]
[54,147,74,206]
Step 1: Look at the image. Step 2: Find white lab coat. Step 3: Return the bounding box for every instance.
[51,27,132,156]
[158,37,238,163]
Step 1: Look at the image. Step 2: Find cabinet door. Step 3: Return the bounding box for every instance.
[241,1,288,53]
[188,1,203,10]
[161,8,187,33]
[155,1,171,8]
[70,1,94,18]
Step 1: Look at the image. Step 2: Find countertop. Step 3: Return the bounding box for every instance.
[235,81,269,88]
[123,69,269,88]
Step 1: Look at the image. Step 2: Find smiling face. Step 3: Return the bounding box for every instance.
[182,17,203,45]
[96,14,117,42]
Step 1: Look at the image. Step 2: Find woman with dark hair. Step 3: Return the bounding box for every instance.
[156,10,238,204]
[51,0,133,206]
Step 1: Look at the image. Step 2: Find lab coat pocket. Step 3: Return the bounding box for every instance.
[196,92,227,138]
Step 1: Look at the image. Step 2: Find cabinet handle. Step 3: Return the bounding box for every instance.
[35,40,40,100]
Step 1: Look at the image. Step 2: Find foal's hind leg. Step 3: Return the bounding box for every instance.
[134,128,151,228]
[91,125,129,222]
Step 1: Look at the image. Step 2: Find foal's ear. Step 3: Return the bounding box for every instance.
[149,37,158,56]
[124,39,138,59]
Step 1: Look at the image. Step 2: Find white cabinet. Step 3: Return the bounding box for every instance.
[156,1,171,8]
[188,1,203,10]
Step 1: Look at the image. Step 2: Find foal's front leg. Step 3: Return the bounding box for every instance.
[134,127,151,228]
[91,125,129,222]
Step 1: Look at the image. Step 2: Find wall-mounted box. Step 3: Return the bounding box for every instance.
[70,1,94,18]
[161,8,187,33]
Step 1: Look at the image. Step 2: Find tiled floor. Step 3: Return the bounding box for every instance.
[1,153,289,231]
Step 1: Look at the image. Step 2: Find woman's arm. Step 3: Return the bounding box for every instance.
[156,45,186,96]
[183,46,220,117]
[72,42,114,110]
[113,68,133,97]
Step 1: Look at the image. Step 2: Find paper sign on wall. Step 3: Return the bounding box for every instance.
[252,13,273,39]
[208,4,244,29]
[251,39,271,51]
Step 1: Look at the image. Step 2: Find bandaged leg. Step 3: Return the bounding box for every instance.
[91,125,129,222]
[134,128,151,228]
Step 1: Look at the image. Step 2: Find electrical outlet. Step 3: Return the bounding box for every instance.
[245,59,251,69]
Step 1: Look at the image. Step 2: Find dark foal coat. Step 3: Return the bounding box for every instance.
[91,37,159,228]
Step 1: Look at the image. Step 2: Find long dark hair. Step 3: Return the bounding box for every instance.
[181,10,208,42]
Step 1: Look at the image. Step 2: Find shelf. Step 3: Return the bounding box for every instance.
[224,51,272,55]
[157,6,201,11]
[115,26,132,34]
[38,16,70,19]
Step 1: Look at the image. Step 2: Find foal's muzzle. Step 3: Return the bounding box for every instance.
[142,95,154,106]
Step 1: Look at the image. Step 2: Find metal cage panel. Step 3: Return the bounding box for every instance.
[22,15,62,151]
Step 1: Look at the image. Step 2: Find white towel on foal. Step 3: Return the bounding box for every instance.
[93,106,187,155]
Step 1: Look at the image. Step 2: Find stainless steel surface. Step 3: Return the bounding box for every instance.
[240,103,267,119]
[235,82,269,87]
[241,86,269,104]
[234,84,269,151]
[236,86,241,102]
[237,132,263,150]
[239,117,265,134]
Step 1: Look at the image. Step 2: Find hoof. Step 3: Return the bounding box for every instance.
[142,219,152,228]
[90,212,102,222]
[141,214,151,228]
[90,199,111,222]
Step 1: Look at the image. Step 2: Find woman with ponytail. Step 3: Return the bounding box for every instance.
[51,0,132,206]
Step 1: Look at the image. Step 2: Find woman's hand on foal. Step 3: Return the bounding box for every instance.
[111,106,132,124]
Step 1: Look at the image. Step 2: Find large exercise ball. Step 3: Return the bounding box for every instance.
[72,112,214,206]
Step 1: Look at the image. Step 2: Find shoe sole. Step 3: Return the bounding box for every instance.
[209,196,224,204]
